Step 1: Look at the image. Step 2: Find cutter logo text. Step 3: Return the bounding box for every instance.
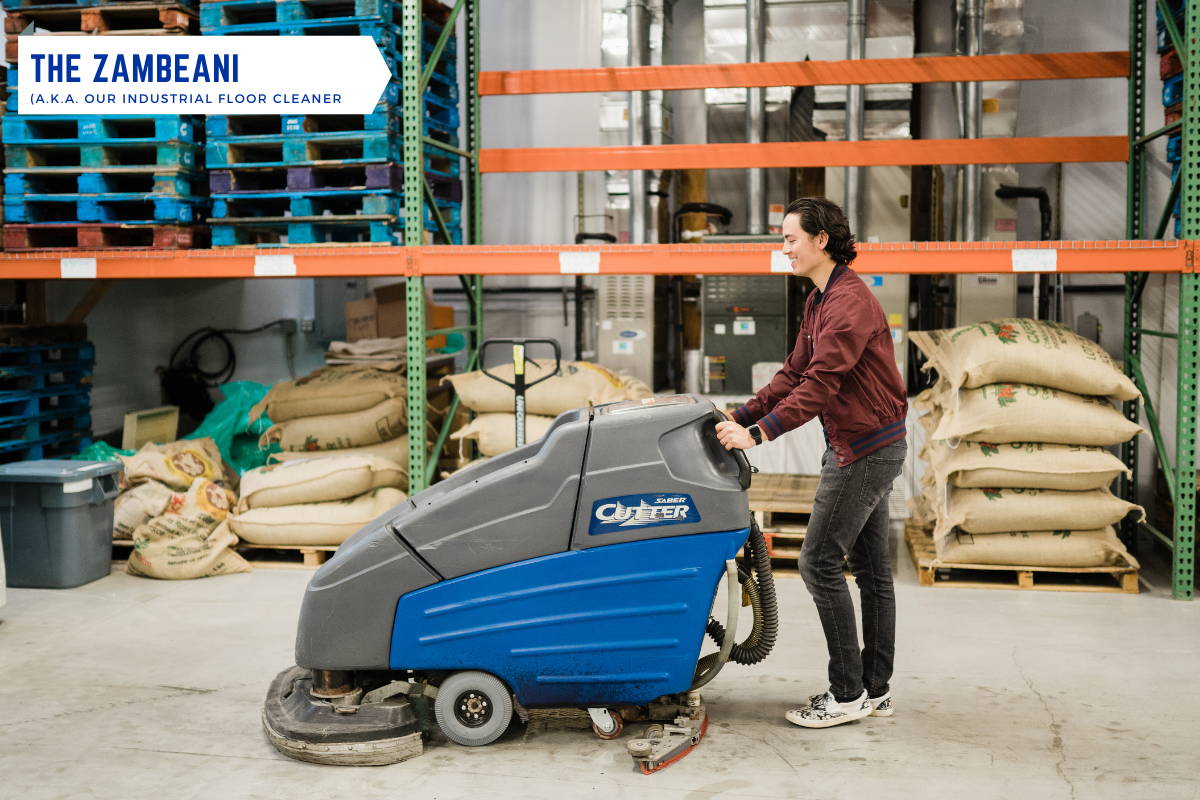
[589,493,701,535]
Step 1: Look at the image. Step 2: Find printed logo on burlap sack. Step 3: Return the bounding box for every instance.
[994,384,1019,407]
[979,442,1000,456]
[303,436,321,452]
[983,489,1004,501]
[989,321,1019,344]
[168,450,211,480]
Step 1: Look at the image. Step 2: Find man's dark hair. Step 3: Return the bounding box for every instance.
[785,197,857,265]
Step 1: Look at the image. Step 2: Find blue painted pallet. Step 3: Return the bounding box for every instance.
[205,95,459,139]
[0,358,94,379]
[211,219,458,247]
[2,115,200,145]
[205,136,459,177]
[1,0,99,8]
[0,431,92,462]
[201,20,458,96]
[0,383,91,406]
[201,0,455,55]
[207,162,461,198]
[3,194,207,224]
[210,188,461,222]
[0,407,92,434]
[4,170,200,198]
[4,141,198,170]
[0,342,96,359]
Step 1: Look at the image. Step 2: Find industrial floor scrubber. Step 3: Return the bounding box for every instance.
[262,395,778,773]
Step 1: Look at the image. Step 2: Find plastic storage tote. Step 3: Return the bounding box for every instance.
[0,460,122,589]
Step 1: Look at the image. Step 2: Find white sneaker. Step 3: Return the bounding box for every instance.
[785,691,872,728]
[869,692,893,717]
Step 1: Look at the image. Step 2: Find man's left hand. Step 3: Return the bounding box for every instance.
[716,420,755,450]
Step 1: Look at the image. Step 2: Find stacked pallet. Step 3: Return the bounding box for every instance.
[1159,1,1184,237]
[909,319,1145,587]
[201,0,462,245]
[0,330,95,463]
[1,0,207,250]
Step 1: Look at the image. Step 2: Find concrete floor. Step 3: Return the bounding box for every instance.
[1,539,1198,800]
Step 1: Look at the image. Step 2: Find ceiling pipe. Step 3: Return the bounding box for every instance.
[961,0,983,241]
[627,0,651,244]
[746,0,767,234]
[845,0,866,234]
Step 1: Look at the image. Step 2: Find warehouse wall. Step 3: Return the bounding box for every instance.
[47,279,324,436]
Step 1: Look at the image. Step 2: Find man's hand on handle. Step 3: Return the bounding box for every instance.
[716,420,755,451]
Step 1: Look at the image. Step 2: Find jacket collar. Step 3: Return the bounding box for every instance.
[812,262,848,304]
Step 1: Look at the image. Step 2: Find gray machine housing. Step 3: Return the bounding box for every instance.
[295,395,750,671]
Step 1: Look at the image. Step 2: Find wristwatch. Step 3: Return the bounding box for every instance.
[747,424,763,445]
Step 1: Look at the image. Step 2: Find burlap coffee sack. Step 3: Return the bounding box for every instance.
[929,440,1130,491]
[934,486,1144,537]
[250,363,407,423]
[120,438,225,491]
[910,319,1139,400]
[442,361,629,416]
[449,413,556,458]
[113,480,181,539]
[237,454,406,512]
[260,396,408,452]
[126,481,249,580]
[932,383,1143,446]
[934,526,1137,568]
[268,435,410,471]
[229,487,406,546]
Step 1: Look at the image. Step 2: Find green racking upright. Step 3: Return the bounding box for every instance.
[1125,0,1198,599]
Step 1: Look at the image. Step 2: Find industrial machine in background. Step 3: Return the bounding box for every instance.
[263,396,777,773]
[699,270,790,395]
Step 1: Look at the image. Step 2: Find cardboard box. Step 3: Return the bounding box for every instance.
[345,283,453,348]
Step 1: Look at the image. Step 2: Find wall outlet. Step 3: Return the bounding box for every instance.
[300,318,316,333]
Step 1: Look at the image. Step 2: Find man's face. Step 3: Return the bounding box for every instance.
[781,213,829,279]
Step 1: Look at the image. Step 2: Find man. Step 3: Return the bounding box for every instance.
[716,197,907,729]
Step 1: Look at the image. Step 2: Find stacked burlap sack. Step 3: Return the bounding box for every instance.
[251,362,421,470]
[113,439,250,579]
[909,318,1145,569]
[227,454,407,546]
[443,361,652,458]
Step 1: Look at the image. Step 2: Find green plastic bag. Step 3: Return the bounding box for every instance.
[185,381,278,475]
[72,441,134,462]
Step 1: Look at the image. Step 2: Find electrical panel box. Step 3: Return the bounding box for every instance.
[701,275,789,394]
[596,275,654,388]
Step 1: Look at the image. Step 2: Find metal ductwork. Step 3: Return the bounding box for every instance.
[845,0,866,232]
[746,0,766,234]
[628,0,651,244]
[961,0,983,241]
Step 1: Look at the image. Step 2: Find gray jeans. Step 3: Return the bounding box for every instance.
[798,439,906,702]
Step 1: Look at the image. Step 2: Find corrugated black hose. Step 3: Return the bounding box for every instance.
[706,521,779,665]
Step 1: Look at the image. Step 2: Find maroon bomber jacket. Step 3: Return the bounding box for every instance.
[731,263,908,467]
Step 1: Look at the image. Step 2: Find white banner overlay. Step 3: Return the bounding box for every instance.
[17,36,392,115]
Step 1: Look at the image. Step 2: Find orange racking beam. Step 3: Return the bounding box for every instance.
[479,51,1129,95]
[0,240,1188,278]
[479,136,1128,173]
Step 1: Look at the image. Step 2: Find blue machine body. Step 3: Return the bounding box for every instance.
[389,527,749,707]
[293,396,753,709]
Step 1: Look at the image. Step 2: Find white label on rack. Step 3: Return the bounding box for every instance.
[62,479,92,494]
[60,258,96,279]
[559,252,600,274]
[254,255,297,277]
[770,251,793,273]
[1011,249,1057,272]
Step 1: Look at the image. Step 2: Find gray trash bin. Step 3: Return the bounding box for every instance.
[0,460,122,589]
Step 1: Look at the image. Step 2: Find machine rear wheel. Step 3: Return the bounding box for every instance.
[434,671,513,747]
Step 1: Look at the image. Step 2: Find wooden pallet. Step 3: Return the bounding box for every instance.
[904,523,1139,594]
[747,473,818,514]
[113,539,336,569]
